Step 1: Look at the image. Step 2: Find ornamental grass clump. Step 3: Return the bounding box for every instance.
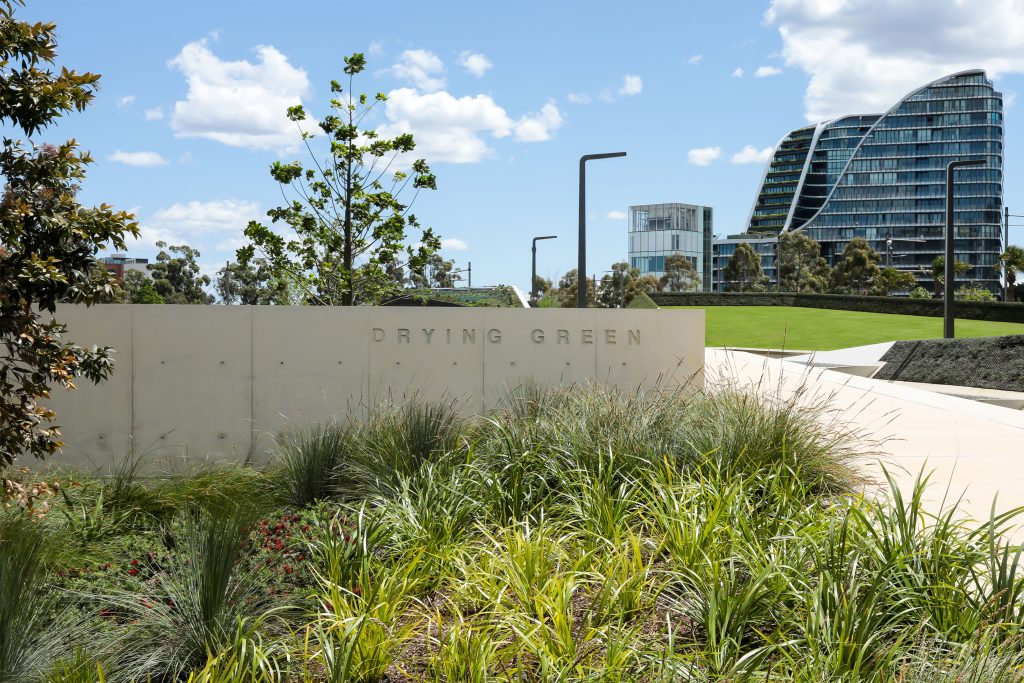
[342,399,464,500]
[99,498,282,681]
[20,382,1024,679]
[0,514,76,681]
[275,421,352,506]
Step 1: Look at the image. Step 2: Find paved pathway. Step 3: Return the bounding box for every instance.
[705,348,1024,529]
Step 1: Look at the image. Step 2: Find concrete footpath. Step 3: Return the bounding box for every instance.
[705,348,1024,529]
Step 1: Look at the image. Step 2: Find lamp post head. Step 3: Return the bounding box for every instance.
[581,152,627,164]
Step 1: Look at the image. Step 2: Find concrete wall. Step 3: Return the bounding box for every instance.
[44,305,704,471]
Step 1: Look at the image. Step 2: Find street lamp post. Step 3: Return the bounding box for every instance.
[578,152,627,308]
[530,235,557,305]
[944,159,986,339]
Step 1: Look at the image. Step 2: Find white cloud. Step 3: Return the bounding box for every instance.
[731,145,775,164]
[755,65,783,77]
[144,107,164,121]
[606,210,627,220]
[765,0,1024,121]
[386,49,445,91]
[168,39,311,151]
[514,102,563,142]
[619,74,643,95]
[457,51,493,77]
[567,92,592,104]
[441,237,468,251]
[380,88,563,163]
[130,198,261,254]
[732,67,745,77]
[1007,90,1018,108]
[109,150,169,167]
[687,54,704,65]
[179,152,193,164]
[117,95,135,107]
[687,146,722,166]
[368,40,384,56]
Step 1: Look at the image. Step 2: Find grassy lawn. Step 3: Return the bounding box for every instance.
[665,305,1024,350]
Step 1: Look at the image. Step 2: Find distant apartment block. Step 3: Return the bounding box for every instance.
[627,203,713,291]
[744,69,1003,293]
[100,254,149,281]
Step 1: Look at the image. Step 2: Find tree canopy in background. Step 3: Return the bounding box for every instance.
[777,231,830,293]
[0,0,137,463]
[239,53,439,306]
[216,258,294,305]
[659,253,700,292]
[830,237,881,294]
[147,242,213,305]
[723,242,767,292]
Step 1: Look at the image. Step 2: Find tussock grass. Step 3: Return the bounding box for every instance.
[15,380,1024,680]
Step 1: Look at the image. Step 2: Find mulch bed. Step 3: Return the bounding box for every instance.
[874,335,1024,392]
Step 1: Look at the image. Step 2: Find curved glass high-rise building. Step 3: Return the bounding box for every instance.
[746,70,1004,293]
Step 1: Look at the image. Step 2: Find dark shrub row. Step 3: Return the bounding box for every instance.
[651,291,1024,323]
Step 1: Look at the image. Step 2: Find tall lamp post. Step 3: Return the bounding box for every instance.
[530,235,557,305]
[944,158,986,339]
[578,152,627,307]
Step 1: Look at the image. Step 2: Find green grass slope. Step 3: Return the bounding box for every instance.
[665,305,1024,350]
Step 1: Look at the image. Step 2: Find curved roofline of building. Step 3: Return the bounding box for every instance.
[785,68,992,234]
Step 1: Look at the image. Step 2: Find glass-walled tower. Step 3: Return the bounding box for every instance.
[628,203,713,291]
[745,70,1003,293]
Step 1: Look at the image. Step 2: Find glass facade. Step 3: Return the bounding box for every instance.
[745,70,1004,293]
[627,203,713,290]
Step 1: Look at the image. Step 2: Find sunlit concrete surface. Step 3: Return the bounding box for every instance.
[705,347,1024,532]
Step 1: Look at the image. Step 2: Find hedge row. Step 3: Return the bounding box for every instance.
[650,291,1024,324]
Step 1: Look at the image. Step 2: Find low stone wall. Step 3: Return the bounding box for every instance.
[651,291,1024,324]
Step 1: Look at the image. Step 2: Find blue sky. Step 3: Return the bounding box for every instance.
[28,0,1024,292]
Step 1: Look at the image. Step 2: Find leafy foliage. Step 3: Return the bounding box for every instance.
[829,237,881,294]
[147,241,213,305]
[118,269,164,304]
[931,255,972,297]
[873,267,918,296]
[659,253,700,292]
[956,285,998,302]
[723,242,768,292]
[215,259,293,305]
[0,0,138,464]
[909,286,932,299]
[239,53,439,306]
[556,269,594,307]
[777,231,830,292]
[597,261,648,308]
[999,245,1024,302]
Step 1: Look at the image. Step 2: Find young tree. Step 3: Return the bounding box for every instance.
[0,1,138,464]
[239,53,439,306]
[723,242,767,292]
[556,269,594,308]
[216,259,293,305]
[930,256,971,297]
[659,253,700,292]
[777,231,830,292]
[872,267,918,296]
[597,261,645,308]
[532,275,553,298]
[829,237,881,294]
[121,270,165,304]
[148,242,213,304]
[999,246,1024,302]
